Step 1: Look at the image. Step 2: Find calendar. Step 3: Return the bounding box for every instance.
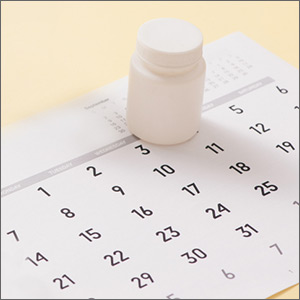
[1,32,299,299]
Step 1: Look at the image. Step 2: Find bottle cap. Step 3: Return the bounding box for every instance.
[136,18,203,68]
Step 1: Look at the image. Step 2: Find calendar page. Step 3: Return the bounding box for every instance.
[1,32,299,299]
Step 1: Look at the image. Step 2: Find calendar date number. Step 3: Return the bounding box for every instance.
[205,203,231,219]
[254,181,278,196]
[104,250,130,266]
[156,226,180,242]
[131,272,154,289]
[79,228,101,242]
[235,224,258,237]
[53,274,75,289]
[181,248,207,263]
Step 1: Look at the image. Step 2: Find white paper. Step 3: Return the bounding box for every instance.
[1,32,299,299]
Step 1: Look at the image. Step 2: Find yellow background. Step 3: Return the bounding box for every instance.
[1,1,299,298]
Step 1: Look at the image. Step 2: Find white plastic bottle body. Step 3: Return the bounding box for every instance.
[127,53,206,145]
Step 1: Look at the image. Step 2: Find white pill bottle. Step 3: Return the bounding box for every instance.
[126,18,206,145]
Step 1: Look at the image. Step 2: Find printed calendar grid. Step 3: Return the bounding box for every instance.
[2,32,298,299]
[1,76,274,198]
